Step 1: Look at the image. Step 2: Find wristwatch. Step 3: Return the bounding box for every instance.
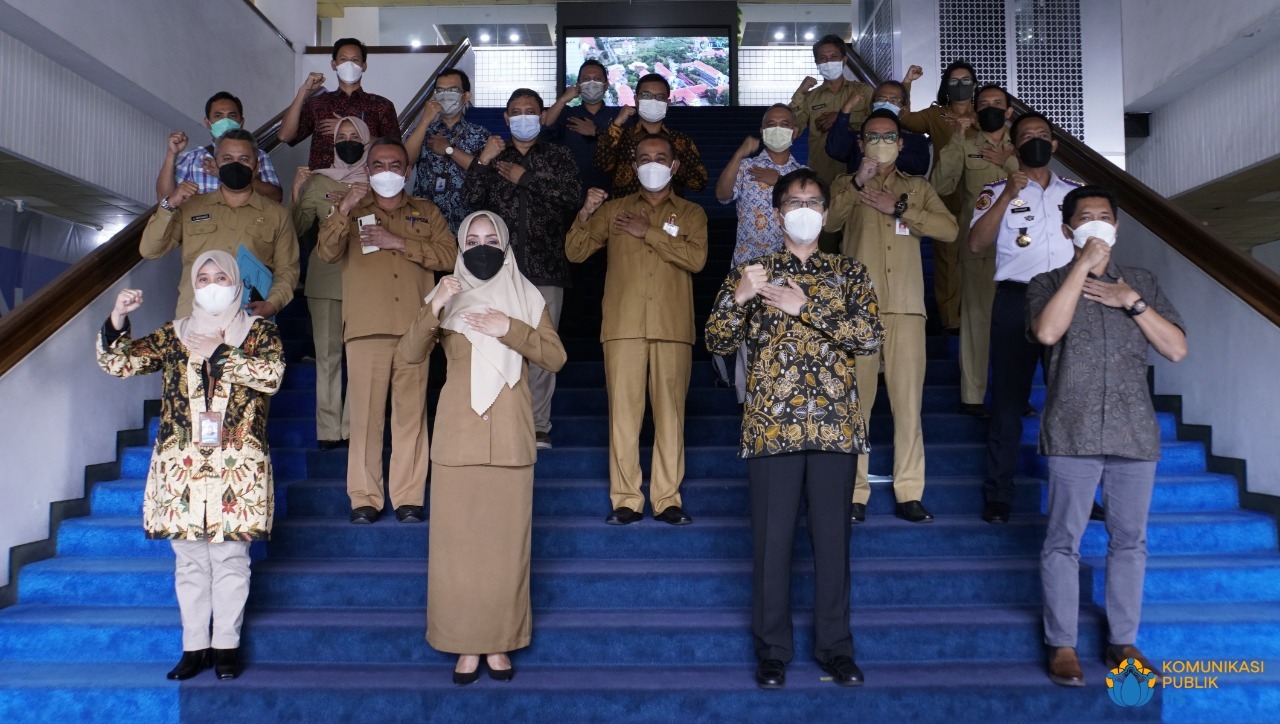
[893,195,909,219]
[444,145,455,156]
[1126,298,1148,316]
[159,196,175,212]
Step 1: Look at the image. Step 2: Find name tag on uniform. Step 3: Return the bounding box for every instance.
[434,176,447,193]
[190,214,211,222]
[1011,206,1032,214]
[895,218,911,235]
[663,213,679,237]
[358,214,379,254]
[197,411,223,448]
[967,153,984,159]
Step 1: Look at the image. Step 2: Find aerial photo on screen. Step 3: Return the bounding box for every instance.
[565,35,731,107]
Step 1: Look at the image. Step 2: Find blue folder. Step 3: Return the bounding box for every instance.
[237,245,276,322]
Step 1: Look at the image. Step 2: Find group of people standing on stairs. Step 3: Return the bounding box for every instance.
[93,31,1187,693]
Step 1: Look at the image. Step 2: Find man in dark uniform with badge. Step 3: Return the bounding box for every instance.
[967,112,1083,524]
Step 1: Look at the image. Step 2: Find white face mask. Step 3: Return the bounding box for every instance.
[435,90,464,117]
[579,80,607,105]
[783,207,824,244]
[194,282,240,313]
[369,170,406,198]
[761,127,793,153]
[1071,219,1117,248]
[508,114,542,142]
[636,161,673,192]
[817,61,845,81]
[638,98,667,123]
[336,61,363,84]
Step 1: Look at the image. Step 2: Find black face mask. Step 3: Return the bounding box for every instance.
[218,162,254,191]
[334,140,364,165]
[462,244,504,280]
[1017,137,1053,168]
[977,107,1007,133]
[947,81,974,102]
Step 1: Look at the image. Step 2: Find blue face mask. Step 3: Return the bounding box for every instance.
[870,101,901,116]
[210,118,241,140]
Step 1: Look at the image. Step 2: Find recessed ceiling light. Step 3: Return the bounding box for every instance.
[804,31,815,41]
[409,39,421,48]
[509,31,520,42]
[479,32,491,42]
[774,30,785,40]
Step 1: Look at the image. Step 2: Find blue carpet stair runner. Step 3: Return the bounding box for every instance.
[1,107,1277,723]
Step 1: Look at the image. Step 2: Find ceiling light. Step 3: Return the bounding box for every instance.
[774,30,785,40]
[479,32,491,43]
[509,31,520,42]
[410,39,421,48]
[804,31,815,41]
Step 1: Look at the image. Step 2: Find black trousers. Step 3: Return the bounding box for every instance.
[748,450,855,663]
[984,282,1044,503]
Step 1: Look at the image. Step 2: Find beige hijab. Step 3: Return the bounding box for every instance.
[174,250,258,349]
[424,210,545,416]
[313,116,371,184]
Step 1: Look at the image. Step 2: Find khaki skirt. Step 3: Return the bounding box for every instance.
[426,463,534,654]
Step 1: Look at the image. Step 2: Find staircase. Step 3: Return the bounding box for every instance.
[1,106,1278,723]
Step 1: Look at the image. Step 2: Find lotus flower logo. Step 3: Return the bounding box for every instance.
[1106,658,1157,707]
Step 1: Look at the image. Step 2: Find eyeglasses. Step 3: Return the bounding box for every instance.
[863,132,899,144]
[872,97,903,106]
[781,198,825,211]
[637,91,669,102]
[435,87,464,95]
[948,77,975,86]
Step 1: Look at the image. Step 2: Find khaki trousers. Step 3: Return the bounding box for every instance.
[958,256,997,405]
[345,334,429,510]
[932,239,962,330]
[853,313,927,504]
[171,539,251,650]
[603,338,691,514]
[530,285,565,434]
[308,297,349,441]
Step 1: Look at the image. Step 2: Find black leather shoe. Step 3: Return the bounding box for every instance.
[318,439,348,451]
[166,649,211,680]
[818,655,864,686]
[756,659,786,689]
[1023,403,1039,418]
[895,500,934,523]
[487,657,516,682]
[395,505,425,523]
[981,501,1011,524]
[605,507,643,525]
[453,665,481,686]
[213,647,241,680]
[1090,502,1106,522]
[850,503,866,525]
[960,403,990,419]
[654,506,692,526]
[349,506,380,524]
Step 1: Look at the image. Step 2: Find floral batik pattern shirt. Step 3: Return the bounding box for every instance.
[410,115,492,232]
[705,250,885,458]
[721,152,804,267]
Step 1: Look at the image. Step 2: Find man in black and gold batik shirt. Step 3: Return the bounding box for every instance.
[705,169,883,691]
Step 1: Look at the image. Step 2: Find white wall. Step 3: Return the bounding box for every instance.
[1121,0,1280,110]
[254,0,318,49]
[1110,218,1280,498]
[0,254,181,587]
[1252,239,1280,276]
[1124,40,1280,197]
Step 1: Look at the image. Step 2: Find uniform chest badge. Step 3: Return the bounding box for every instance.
[975,190,994,211]
[1016,233,1033,247]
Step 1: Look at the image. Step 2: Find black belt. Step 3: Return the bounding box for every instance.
[997,280,1029,290]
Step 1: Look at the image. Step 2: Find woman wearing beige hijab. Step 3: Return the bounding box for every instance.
[97,250,284,681]
[397,210,566,684]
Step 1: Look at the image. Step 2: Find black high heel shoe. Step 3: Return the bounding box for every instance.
[453,658,482,686]
[487,654,515,682]
[166,649,212,680]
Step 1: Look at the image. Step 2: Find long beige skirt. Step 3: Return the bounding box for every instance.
[426,463,533,654]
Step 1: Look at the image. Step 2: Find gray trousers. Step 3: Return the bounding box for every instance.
[172,540,252,650]
[530,285,564,433]
[1041,455,1156,648]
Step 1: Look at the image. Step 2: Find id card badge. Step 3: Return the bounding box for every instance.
[895,218,911,236]
[357,214,379,254]
[197,411,223,448]
[434,176,447,193]
[662,213,680,237]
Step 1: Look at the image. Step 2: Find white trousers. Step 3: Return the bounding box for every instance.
[171,539,252,650]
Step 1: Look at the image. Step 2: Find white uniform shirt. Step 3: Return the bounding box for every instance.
[970,171,1083,283]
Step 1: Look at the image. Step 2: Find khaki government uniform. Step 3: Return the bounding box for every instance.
[140,190,299,318]
[792,79,873,253]
[565,192,708,514]
[826,169,958,505]
[293,174,350,442]
[396,305,566,654]
[317,193,456,511]
[900,103,966,330]
[931,127,1020,406]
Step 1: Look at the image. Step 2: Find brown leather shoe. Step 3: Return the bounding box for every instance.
[1105,644,1161,676]
[1047,647,1086,687]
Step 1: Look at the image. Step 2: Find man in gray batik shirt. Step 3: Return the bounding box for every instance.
[1025,185,1187,689]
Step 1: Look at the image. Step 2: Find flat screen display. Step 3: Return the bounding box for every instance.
[564,35,731,107]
